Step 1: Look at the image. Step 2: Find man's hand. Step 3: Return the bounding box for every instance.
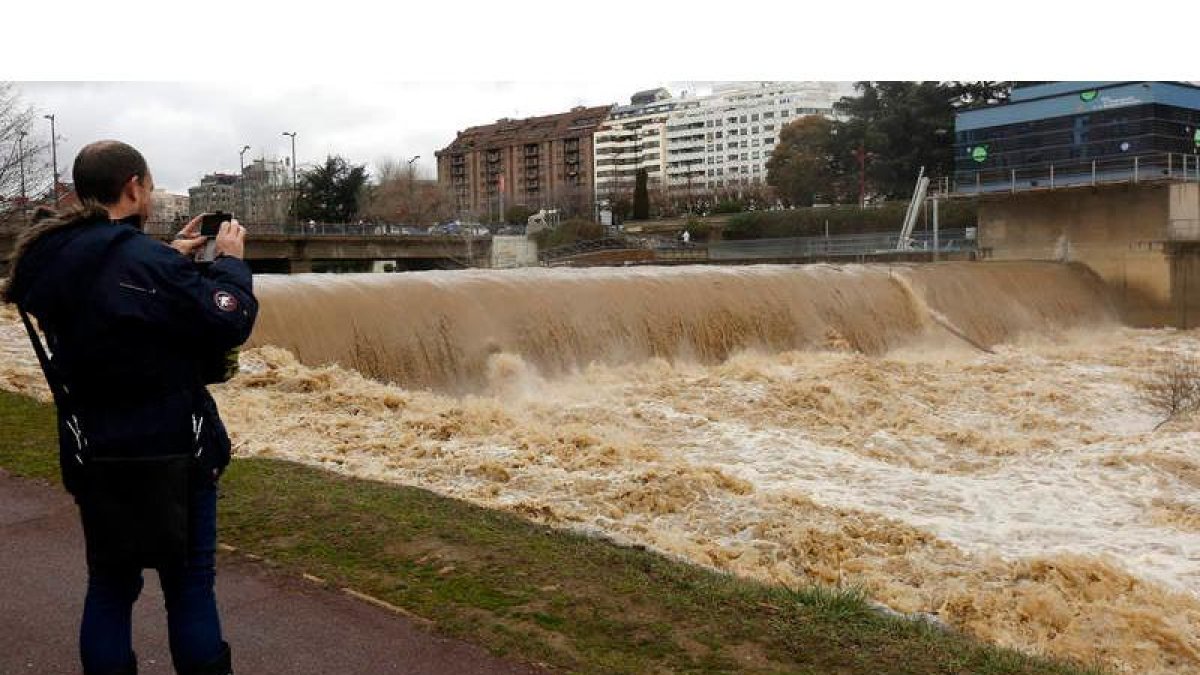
[215,219,246,260]
[168,215,207,257]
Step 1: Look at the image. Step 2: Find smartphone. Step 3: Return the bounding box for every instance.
[196,211,232,263]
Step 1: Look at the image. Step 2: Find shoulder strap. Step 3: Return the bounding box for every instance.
[19,307,89,462]
[18,307,69,406]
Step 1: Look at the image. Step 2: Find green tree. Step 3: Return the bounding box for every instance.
[632,168,649,220]
[766,115,838,207]
[294,155,369,223]
[830,81,1012,200]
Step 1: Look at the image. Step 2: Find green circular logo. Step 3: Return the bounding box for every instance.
[1194,129,1200,146]
[1080,90,1099,102]
[971,146,989,163]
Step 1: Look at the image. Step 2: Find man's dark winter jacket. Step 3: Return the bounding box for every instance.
[2,206,257,495]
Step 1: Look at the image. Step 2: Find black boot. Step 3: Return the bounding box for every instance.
[178,642,231,675]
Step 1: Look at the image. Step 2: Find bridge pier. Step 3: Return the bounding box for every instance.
[978,181,1200,327]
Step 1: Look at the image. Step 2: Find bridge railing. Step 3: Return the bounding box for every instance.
[143,221,492,239]
[952,152,1200,195]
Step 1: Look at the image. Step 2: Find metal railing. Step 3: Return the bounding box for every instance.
[539,237,632,262]
[953,152,1200,195]
[143,221,492,239]
[707,229,975,261]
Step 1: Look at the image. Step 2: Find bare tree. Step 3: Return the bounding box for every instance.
[0,83,52,220]
[1141,356,1200,430]
[359,156,455,226]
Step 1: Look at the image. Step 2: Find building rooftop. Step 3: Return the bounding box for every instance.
[438,105,614,155]
[957,81,1200,131]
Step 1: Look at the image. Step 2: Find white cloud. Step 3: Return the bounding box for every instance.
[14,81,657,193]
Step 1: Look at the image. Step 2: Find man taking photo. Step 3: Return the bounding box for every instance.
[2,140,257,675]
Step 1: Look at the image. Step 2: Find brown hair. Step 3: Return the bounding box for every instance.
[71,140,149,206]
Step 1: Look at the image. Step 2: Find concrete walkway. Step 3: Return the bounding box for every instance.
[0,469,547,675]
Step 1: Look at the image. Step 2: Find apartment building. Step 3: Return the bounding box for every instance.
[187,173,238,216]
[149,189,190,226]
[436,105,611,219]
[240,158,292,224]
[664,81,850,193]
[186,159,294,222]
[593,88,696,200]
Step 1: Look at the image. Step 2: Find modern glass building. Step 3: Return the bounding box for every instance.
[954,81,1200,192]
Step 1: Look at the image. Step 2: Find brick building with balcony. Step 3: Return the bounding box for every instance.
[436,105,611,221]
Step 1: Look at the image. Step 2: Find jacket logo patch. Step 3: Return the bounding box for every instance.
[213,291,238,313]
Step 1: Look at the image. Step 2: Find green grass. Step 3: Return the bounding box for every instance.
[0,390,1107,674]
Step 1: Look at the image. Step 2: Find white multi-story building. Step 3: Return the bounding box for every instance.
[149,189,190,226]
[593,88,699,199]
[240,158,293,224]
[187,159,294,223]
[664,81,851,193]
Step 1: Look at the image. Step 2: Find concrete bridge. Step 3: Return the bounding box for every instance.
[0,227,491,275]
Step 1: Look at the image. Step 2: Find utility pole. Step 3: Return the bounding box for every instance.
[44,114,58,205]
[17,130,27,219]
[282,131,297,224]
[239,144,251,221]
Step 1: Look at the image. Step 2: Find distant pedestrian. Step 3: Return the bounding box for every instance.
[682,230,691,245]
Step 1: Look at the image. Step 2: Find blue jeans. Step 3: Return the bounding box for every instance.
[79,481,225,675]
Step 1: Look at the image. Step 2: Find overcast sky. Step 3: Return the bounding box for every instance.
[13,81,742,194]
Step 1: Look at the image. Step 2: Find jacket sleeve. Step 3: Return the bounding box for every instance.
[140,244,259,352]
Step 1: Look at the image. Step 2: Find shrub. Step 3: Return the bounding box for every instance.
[722,200,977,240]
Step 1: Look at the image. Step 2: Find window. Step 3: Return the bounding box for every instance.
[741,153,749,160]
[764,137,774,145]
[740,140,748,148]
[739,115,747,123]
[764,124,775,131]
[781,110,790,118]
[752,164,761,172]
[752,151,761,159]
[716,144,723,151]
[715,131,723,139]
[752,139,760,147]
[751,126,759,134]
[764,111,775,119]
[751,113,759,121]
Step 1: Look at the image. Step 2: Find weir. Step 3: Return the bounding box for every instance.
[248,261,1118,391]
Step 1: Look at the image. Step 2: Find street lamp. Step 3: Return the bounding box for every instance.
[17,131,27,217]
[239,144,251,221]
[281,132,297,224]
[407,154,420,204]
[43,114,58,206]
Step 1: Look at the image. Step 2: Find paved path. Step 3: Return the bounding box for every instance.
[0,469,547,675]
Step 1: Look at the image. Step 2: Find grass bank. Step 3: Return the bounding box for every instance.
[0,390,1103,674]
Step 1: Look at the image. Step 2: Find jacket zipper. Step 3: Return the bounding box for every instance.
[119,281,157,295]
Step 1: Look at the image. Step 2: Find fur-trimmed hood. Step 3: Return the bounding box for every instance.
[1,203,112,305]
